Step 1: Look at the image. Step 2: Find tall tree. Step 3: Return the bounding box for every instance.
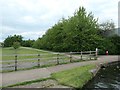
[34,7,101,52]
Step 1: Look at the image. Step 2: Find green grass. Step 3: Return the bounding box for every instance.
[2,47,48,54]
[2,47,51,60]
[52,64,96,88]
[2,47,67,61]
[2,47,57,61]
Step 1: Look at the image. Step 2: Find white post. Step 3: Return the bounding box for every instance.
[95,48,98,59]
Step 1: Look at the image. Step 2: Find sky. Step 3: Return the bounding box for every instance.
[0,0,119,42]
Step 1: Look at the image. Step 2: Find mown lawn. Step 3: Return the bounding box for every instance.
[2,47,69,64]
[52,64,96,88]
[2,47,49,55]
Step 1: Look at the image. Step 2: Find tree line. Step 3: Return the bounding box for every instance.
[3,7,120,55]
[3,35,35,48]
[33,7,120,55]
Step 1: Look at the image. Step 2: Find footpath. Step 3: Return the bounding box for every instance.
[1,55,119,87]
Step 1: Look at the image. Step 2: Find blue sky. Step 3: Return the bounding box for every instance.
[0,0,119,42]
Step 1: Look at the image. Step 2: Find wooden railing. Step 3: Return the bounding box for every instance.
[1,51,98,71]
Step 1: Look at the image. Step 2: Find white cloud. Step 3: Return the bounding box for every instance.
[2,26,17,34]
[15,31,46,40]
[20,16,37,24]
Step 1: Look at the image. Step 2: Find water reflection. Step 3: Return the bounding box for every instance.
[83,61,120,90]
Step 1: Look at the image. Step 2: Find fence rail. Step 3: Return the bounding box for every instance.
[2,50,98,71]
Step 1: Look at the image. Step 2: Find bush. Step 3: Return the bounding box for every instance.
[13,42,20,49]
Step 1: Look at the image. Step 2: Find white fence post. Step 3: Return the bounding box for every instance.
[95,48,98,60]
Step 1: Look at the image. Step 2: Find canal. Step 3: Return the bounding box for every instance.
[83,61,120,89]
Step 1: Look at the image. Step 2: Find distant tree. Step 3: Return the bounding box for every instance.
[109,35,120,55]
[13,42,20,49]
[4,35,23,47]
[22,39,35,47]
[99,20,115,37]
[33,38,42,49]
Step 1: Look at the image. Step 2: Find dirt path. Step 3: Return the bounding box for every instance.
[1,55,119,87]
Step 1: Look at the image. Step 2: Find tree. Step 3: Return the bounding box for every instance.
[4,35,23,47]
[109,35,120,54]
[22,39,35,47]
[33,7,118,55]
[99,20,115,37]
[34,7,101,52]
[13,42,20,49]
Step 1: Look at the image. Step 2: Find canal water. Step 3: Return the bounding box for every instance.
[83,61,120,90]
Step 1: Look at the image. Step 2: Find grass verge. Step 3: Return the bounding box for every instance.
[51,64,96,88]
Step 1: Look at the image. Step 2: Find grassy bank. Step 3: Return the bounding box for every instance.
[52,64,96,88]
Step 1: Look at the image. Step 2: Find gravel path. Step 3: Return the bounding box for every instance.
[1,55,119,87]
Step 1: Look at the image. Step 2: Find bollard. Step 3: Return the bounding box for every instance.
[15,55,17,71]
